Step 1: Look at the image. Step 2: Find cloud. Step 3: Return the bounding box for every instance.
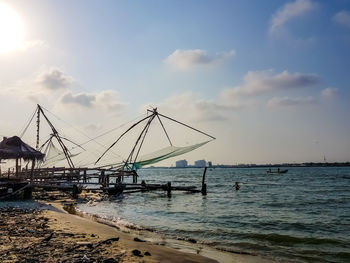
[270,0,316,33]
[3,68,126,117]
[144,92,245,122]
[38,68,74,90]
[61,92,95,107]
[60,90,126,111]
[36,69,124,112]
[267,96,316,107]
[194,100,246,121]
[333,10,350,29]
[222,70,319,98]
[95,90,125,111]
[321,87,338,98]
[164,49,235,70]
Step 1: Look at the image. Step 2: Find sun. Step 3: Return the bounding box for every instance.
[0,3,24,53]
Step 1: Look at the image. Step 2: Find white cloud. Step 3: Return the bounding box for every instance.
[3,68,126,116]
[60,90,125,111]
[333,10,350,29]
[222,70,319,98]
[164,49,235,70]
[61,92,95,107]
[270,0,316,33]
[267,96,316,107]
[38,68,74,90]
[144,92,245,123]
[95,90,125,111]
[194,100,246,122]
[321,87,338,98]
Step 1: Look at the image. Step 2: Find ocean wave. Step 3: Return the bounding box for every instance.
[244,232,346,246]
[75,206,150,232]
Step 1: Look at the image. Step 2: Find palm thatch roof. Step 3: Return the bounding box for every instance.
[0,136,45,160]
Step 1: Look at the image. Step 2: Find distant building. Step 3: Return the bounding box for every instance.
[194,159,206,168]
[208,161,213,168]
[176,159,188,168]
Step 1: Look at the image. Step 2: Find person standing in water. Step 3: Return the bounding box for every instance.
[234,182,240,190]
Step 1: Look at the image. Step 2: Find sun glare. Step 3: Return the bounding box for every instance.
[0,3,24,53]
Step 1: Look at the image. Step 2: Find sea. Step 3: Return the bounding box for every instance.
[77,167,350,263]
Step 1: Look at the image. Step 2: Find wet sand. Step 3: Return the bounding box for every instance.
[0,199,276,263]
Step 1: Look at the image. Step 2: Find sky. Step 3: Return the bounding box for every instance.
[0,0,349,166]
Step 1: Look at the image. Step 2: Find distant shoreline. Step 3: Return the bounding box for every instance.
[145,162,350,169]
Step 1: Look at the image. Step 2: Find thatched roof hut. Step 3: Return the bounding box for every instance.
[0,136,45,161]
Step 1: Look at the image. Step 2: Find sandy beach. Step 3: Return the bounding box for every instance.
[0,198,276,263]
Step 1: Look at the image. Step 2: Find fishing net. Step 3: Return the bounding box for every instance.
[132,140,211,169]
[40,139,81,167]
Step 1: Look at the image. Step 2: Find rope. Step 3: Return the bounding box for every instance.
[69,113,147,150]
[40,106,145,159]
[19,107,37,138]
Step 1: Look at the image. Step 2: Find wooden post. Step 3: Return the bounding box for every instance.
[15,158,19,177]
[141,180,146,192]
[23,186,32,199]
[132,170,137,183]
[101,170,105,187]
[72,184,78,199]
[167,182,171,197]
[106,173,110,187]
[83,169,87,183]
[8,168,10,179]
[30,159,35,183]
[201,167,207,196]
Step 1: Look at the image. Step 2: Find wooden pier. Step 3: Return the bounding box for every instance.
[0,166,208,200]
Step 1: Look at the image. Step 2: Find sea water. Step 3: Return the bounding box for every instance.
[77,167,350,262]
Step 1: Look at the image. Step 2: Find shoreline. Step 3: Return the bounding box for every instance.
[46,201,219,263]
[67,201,276,263]
[0,199,277,263]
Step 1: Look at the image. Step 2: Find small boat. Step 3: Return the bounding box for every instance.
[266,169,288,174]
